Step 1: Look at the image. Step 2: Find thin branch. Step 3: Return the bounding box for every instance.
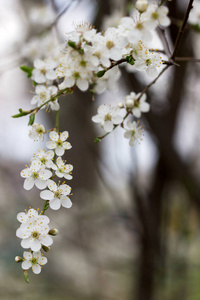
[175,57,200,62]
[137,65,170,101]
[156,27,172,57]
[171,0,194,59]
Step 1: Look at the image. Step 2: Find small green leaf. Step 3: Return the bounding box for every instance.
[96,70,106,78]
[20,66,34,78]
[68,40,76,49]
[94,137,101,143]
[78,48,84,54]
[12,109,29,118]
[28,114,35,125]
[126,55,135,65]
[24,270,29,284]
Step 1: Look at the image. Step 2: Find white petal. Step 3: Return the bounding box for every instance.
[20,168,31,178]
[55,147,65,156]
[21,238,33,249]
[61,197,72,208]
[49,131,59,141]
[35,178,47,190]
[22,260,32,270]
[104,121,114,132]
[40,190,54,200]
[112,114,123,124]
[92,115,103,123]
[23,251,32,260]
[32,264,41,274]
[39,169,52,180]
[49,199,61,210]
[40,235,53,246]
[47,180,57,191]
[38,256,47,265]
[59,184,71,195]
[31,240,42,252]
[34,59,45,69]
[60,131,69,141]
[62,142,72,150]
[24,178,34,190]
[17,212,28,223]
[76,78,89,91]
[46,141,56,149]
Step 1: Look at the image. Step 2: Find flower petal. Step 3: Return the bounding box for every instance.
[24,178,34,190]
[40,190,54,200]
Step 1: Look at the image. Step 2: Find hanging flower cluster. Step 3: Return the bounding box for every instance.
[15,129,73,280]
[14,0,198,281]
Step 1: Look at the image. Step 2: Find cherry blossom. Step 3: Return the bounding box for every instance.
[21,251,47,274]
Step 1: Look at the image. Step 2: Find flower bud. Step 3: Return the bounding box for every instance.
[15,256,23,263]
[42,245,50,252]
[48,228,58,236]
[135,0,148,13]
[125,99,134,108]
[117,102,124,109]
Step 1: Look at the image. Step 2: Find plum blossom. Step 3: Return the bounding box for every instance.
[20,161,52,190]
[31,85,59,111]
[46,131,72,156]
[55,157,73,180]
[16,208,53,251]
[142,4,171,29]
[32,58,58,84]
[32,149,57,170]
[29,123,46,142]
[92,104,124,132]
[124,120,144,146]
[125,92,150,118]
[21,251,47,274]
[40,180,72,210]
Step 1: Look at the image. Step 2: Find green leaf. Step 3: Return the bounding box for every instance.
[24,270,29,284]
[96,70,106,78]
[68,40,76,49]
[28,114,35,125]
[94,137,101,143]
[12,109,29,118]
[126,55,135,65]
[20,66,34,78]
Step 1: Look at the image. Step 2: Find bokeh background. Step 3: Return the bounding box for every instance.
[1,0,200,299]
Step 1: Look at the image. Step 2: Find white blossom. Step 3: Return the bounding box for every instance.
[32,148,57,170]
[92,105,124,132]
[94,66,121,94]
[46,131,72,156]
[125,92,150,118]
[32,58,58,84]
[124,120,144,146]
[29,123,46,142]
[21,251,47,274]
[20,161,52,190]
[55,157,73,180]
[40,180,72,210]
[16,208,53,252]
[31,85,59,111]
[142,4,171,29]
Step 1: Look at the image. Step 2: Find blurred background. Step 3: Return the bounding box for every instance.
[1,0,200,299]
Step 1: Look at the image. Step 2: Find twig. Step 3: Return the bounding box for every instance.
[175,57,200,63]
[171,0,194,59]
[137,65,170,101]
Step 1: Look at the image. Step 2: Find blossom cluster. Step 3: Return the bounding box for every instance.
[16,130,73,276]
